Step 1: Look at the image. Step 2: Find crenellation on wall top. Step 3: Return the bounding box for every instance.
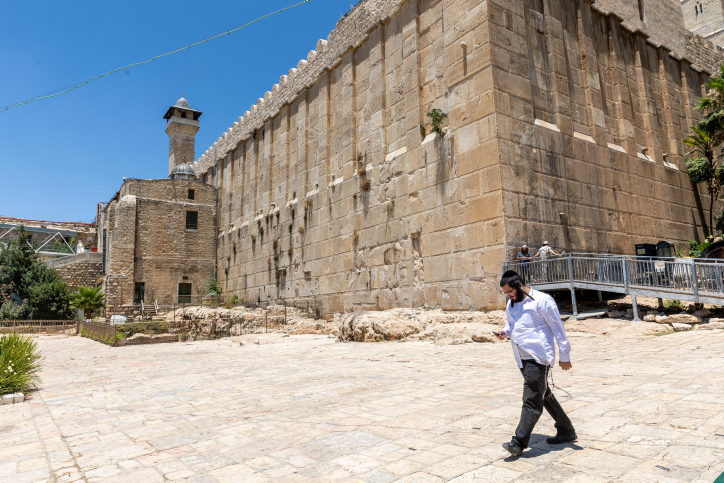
[194,0,407,175]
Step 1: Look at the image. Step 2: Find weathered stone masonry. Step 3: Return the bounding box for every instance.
[101,179,217,307]
[192,0,722,313]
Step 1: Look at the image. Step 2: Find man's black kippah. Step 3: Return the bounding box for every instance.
[502,270,519,278]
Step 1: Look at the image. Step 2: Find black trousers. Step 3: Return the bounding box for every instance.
[513,359,574,448]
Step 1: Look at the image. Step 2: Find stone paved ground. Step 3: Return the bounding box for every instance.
[2,329,724,482]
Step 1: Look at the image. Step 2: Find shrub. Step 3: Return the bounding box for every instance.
[206,279,221,295]
[690,238,713,258]
[0,334,42,395]
[108,337,116,346]
[70,286,106,320]
[81,328,88,337]
[664,299,684,310]
[28,279,73,320]
[360,179,371,192]
[427,108,448,135]
[298,227,305,235]
[121,321,168,334]
[0,299,29,320]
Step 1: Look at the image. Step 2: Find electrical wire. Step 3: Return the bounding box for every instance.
[0,0,314,114]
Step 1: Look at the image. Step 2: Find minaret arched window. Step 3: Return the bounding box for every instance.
[638,0,645,22]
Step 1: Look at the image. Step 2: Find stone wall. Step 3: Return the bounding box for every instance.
[102,179,217,307]
[686,32,724,72]
[493,0,717,258]
[682,0,724,48]
[594,0,689,57]
[191,0,722,313]
[55,261,102,290]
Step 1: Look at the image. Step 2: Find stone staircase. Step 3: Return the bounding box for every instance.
[141,300,159,319]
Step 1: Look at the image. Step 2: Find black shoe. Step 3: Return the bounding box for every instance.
[545,431,577,444]
[502,441,523,456]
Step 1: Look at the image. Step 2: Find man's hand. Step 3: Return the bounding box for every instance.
[493,330,506,341]
[559,361,572,371]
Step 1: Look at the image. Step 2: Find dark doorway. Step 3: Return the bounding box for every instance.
[134,282,145,304]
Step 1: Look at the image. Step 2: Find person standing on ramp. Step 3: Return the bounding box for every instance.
[494,270,576,456]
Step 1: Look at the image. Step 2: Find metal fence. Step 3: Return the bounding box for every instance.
[504,253,724,320]
[0,320,77,334]
[79,312,276,347]
[103,294,324,321]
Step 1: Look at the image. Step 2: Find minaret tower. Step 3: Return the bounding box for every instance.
[163,94,202,176]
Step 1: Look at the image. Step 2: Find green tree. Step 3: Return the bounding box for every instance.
[684,122,724,235]
[0,226,38,300]
[70,286,106,320]
[685,64,724,236]
[0,226,73,319]
[28,280,73,320]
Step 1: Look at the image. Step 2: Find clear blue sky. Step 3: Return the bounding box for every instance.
[0,0,354,223]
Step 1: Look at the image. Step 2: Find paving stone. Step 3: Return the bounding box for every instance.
[0,332,723,482]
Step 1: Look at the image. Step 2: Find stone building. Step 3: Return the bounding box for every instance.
[681,0,724,49]
[184,0,723,314]
[98,98,217,310]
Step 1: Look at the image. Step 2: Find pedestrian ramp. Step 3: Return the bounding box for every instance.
[503,253,724,320]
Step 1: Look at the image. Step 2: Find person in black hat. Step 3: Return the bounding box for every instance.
[493,270,576,456]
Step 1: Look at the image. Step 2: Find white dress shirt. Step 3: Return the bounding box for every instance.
[503,288,571,368]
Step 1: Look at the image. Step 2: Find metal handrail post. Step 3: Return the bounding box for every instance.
[631,295,641,321]
[691,259,699,304]
[567,254,578,317]
[622,258,629,293]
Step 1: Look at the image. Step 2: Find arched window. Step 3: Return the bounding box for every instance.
[638,0,645,21]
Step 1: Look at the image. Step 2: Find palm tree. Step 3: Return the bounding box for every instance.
[70,287,106,320]
[684,121,724,236]
[698,64,724,114]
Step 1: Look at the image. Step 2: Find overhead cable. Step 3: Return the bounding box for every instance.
[0,0,313,114]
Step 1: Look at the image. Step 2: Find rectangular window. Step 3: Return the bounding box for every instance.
[178,283,192,304]
[188,189,195,200]
[134,282,145,304]
[186,211,198,230]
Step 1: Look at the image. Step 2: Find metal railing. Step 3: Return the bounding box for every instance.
[503,253,724,320]
[44,251,102,269]
[0,320,77,334]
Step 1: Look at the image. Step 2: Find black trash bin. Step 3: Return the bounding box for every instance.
[635,243,656,258]
[656,241,674,258]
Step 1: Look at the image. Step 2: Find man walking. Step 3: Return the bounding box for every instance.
[533,241,559,282]
[494,270,576,456]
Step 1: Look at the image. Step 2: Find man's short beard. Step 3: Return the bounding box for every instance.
[511,288,526,306]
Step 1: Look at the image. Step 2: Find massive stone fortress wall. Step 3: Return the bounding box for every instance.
[102,179,217,307]
[193,0,721,313]
[493,0,717,255]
